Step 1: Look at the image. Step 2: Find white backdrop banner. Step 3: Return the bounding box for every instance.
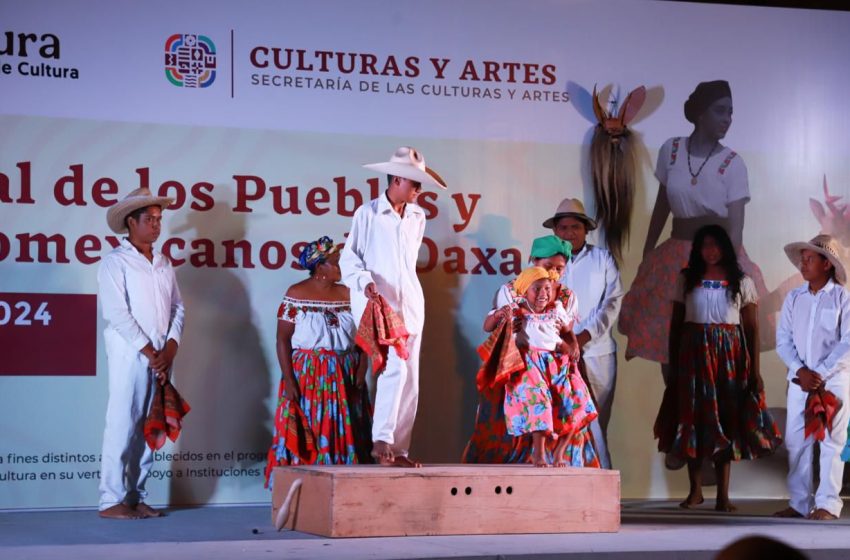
[2,0,850,508]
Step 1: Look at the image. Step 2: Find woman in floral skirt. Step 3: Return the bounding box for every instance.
[265,236,372,485]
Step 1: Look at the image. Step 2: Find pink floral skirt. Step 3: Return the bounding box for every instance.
[502,349,599,466]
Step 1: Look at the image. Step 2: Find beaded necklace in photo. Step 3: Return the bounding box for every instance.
[687,140,719,186]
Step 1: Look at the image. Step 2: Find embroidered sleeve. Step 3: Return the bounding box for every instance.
[278,299,301,323]
[722,151,750,205]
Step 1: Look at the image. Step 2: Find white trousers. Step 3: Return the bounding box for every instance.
[99,333,155,510]
[372,334,421,457]
[583,353,617,469]
[785,374,850,517]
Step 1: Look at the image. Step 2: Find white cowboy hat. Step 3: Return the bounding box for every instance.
[363,146,447,190]
[784,234,847,285]
[106,187,174,234]
[542,198,598,230]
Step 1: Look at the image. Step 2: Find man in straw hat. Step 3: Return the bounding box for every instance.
[340,146,446,467]
[98,188,185,518]
[545,198,623,469]
[775,234,850,520]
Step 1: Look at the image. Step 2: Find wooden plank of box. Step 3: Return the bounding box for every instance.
[271,464,620,537]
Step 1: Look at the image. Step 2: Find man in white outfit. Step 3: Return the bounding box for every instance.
[98,188,185,519]
[776,234,850,521]
[546,198,623,469]
[341,146,446,467]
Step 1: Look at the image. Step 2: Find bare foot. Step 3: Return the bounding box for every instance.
[679,494,704,509]
[773,507,805,518]
[552,438,569,467]
[715,500,737,513]
[99,503,143,520]
[371,441,395,466]
[392,456,422,468]
[809,508,838,521]
[135,503,164,518]
[531,446,550,468]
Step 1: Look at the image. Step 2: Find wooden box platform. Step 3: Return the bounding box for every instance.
[271,464,620,537]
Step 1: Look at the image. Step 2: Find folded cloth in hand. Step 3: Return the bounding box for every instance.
[475,307,525,392]
[144,381,191,451]
[355,294,409,375]
[282,400,317,463]
[804,387,842,442]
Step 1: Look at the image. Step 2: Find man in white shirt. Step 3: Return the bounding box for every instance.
[775,234,850,521]
[545,198,623,468]
[341,147,446,467]
[98,188,185,519]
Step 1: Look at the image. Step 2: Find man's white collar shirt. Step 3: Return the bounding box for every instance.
[97,238,185,351]
[776,280,850,382]
[561,243,623,357]
[340,194,426,335]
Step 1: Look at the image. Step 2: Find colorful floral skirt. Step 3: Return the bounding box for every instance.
[462,350,599,467]
[265,348,372,485]
[654,323,782,462]
[619,238,770,364]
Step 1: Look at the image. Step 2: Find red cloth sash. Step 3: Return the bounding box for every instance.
[355,295,409,375]
[475,307,525,392]
[804,388,843,441]
[281,400,317,463]
[144,382,191,451]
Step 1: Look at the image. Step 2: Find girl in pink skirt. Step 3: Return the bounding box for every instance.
[484,266,598,467]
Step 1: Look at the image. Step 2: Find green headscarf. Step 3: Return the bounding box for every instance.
[529,235,572,261]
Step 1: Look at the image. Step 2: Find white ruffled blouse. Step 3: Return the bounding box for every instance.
[673,275,758,325]
[277,296,356,351]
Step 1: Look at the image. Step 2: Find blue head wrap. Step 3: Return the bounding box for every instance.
[298,236,337,272]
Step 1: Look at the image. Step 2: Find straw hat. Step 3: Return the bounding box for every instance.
[363,146,447,190]
[784,234,847,285]
[106,188,174,234]
[542,198,597,230]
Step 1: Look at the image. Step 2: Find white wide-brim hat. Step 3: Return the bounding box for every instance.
[363,146,447,190]
[784,234,847,285]
[106,187,174,234]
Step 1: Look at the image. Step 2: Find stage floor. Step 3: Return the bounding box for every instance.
[2,500,849,559]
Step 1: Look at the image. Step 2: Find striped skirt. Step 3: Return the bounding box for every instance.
[654,323,782,462]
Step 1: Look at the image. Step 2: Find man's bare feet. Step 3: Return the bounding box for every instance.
[392,456,422,468]
[135,503,164,518]
[809,508,838,521]
[773,507,805,518]
[371,441,395,466]
[715,499,737,513]
[679,494,704,509]
[99,503,143,520]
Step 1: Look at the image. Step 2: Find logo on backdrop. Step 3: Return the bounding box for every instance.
[164,34,216,88]
[0,31,80,79]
